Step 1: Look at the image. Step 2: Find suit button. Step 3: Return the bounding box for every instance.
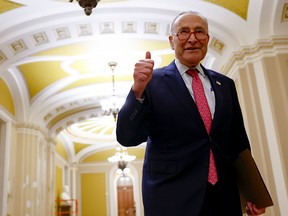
[202,161,208,167]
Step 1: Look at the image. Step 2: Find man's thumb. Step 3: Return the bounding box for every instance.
[145,51,151,59]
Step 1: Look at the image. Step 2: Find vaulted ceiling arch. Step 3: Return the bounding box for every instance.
[0,0,287,162]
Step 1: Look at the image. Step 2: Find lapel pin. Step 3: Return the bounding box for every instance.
[216,81,221,86]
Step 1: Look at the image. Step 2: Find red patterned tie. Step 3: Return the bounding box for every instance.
[187,69,218,185]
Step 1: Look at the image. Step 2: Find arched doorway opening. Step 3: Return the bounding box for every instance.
[117,174,136,216]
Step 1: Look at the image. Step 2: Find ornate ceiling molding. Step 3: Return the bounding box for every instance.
[222,36,288,77]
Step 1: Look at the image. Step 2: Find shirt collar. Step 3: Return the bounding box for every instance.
[175,58,206,78]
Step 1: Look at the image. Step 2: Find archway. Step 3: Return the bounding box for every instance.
[117,174,136,216]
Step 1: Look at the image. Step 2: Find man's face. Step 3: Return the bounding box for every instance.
[169,13,210,68]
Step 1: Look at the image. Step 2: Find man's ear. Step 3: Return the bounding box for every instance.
[206,34,210,43]
[169,35,174,50]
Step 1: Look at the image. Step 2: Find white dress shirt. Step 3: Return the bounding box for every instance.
[174,59,216,118]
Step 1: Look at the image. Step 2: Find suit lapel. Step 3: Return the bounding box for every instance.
[203,67,224,134]
[163,62,205,126]
[162,62,225,134]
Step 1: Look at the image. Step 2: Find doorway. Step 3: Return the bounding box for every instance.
[117,175,135,216]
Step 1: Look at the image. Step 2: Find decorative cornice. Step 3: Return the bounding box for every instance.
[0,14,170,68]
[47,105,102,130]
[17,122,47,132]
[222,36,288,76]
[16,122,56,145]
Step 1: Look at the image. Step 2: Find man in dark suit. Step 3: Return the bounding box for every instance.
[116,11,266,216]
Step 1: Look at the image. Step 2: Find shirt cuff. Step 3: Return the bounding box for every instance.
[136,97,145,103]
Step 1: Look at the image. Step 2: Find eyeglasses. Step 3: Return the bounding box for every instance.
[173,29,208,41]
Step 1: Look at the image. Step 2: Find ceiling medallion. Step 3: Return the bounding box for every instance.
[70,0,101,16]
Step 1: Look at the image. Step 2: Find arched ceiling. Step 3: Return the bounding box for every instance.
[0,0,287,162]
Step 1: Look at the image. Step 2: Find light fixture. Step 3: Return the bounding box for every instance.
[100,61,124,121]
[70,0,101,16]
[108,146,136,171]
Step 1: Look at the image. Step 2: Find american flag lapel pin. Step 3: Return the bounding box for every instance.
[216,81,221,86]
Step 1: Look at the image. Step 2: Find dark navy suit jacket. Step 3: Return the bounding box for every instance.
[116,61,250,216]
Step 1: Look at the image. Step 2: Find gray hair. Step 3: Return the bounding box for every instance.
[170,11,209,34]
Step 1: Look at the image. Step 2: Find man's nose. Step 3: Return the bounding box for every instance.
[188,32,197,41]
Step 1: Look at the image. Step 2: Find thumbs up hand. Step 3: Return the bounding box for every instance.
[132,51,154,98]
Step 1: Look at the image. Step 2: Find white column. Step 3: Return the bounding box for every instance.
[0,119,12,216]
[46,139,56,216]
[12,124,55,216]
[70,164,78,216]
[253,61,288,216]
[223,37,288,216]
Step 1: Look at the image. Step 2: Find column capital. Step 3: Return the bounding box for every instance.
[222,36,288,77]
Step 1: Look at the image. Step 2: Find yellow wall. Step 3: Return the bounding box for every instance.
[81,173,107,216]
[204,0,249,19]
[55,166,63,205]
[55,139,68,161]
[0,78,15,115]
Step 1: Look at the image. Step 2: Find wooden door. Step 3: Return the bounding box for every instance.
[117,176,135,216]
